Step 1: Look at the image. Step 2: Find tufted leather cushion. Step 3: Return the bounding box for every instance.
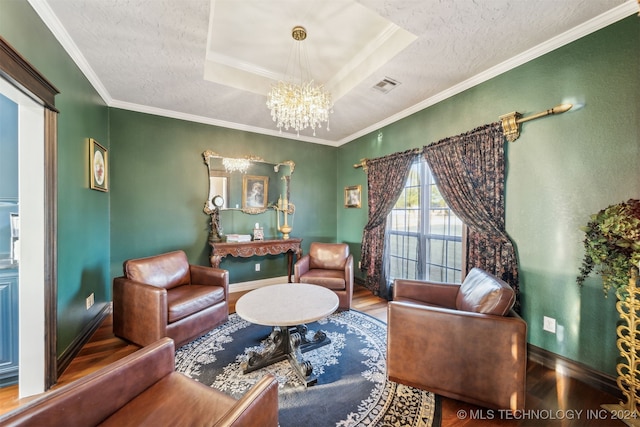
[167,285,226,323]
[455,268,515,315]
[99,372,237,426]
[124,250,190,290]
[298,269,346,290]
[309,242,349,270]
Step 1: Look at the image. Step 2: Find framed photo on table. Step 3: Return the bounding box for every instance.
[253,227,264,241]
[242,175,269,209]
[89,138,108,192]
[344,185,361,208]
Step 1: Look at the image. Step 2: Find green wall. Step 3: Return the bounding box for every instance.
[108,109,337,283]
[337,16,640,375]
[0,0,111,356]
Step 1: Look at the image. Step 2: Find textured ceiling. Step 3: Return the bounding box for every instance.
[31,0,636,146]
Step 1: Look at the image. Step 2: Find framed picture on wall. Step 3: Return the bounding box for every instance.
[344,185,362,208]
[242,175,268,209]
[89,138,108,192]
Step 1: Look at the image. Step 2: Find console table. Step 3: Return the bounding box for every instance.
[209,238,303,282]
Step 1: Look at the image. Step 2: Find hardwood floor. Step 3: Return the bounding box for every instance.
[0,285,623,426]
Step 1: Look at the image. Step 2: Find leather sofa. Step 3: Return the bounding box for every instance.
[294,242,354,310]
[387,268,527,411]
[0,338,279,426]
[113,250,229,347]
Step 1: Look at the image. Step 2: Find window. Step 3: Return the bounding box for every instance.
[385,158,465,284]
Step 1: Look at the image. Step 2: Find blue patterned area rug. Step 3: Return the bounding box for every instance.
[175,310,440,427]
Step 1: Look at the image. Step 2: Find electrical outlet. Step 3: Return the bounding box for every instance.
[86,293,94,310]
[255,263,260,272]
[543,316,556,333]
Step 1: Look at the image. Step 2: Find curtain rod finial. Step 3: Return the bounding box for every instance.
[552,104,572,114]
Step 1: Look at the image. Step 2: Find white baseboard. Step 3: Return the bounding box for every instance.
[229,276,290,293]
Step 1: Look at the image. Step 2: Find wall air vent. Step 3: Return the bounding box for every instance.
[372,77,400,94]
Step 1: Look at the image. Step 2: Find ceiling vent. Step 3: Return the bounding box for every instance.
[372,77,400,94]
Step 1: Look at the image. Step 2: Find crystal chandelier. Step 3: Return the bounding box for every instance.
[222,157,251,173]
[266,26,333,137]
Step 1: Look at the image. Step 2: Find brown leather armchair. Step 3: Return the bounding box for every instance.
[294,242,353,310]
[113,250,229,347]
[0,338,279,426]
[387,268,527,411]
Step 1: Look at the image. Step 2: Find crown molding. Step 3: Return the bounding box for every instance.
[339,0,638,145]
[27,0,112,105]
[109,99,340,147]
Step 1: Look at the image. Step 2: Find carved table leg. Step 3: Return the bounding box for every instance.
[242,327,289,373]
[260,324,331,353]
[287,246,303,282]
[287,332,317,386]
[242,326,319,386]
[209,254,223,268]
[290,324,330,353]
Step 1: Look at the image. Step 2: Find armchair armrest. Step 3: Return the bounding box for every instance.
[344,254,354,287]
[215,374,279,427]
[113,277,168,346]
[294,254,311,281]
[393,278,460,308]
[190,264,229,296]
[387,301,526,410]
[343,254,354,308]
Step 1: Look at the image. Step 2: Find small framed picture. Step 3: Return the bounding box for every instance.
[89,138,108,192]
[242,175,269,209]
[253,228,264,241]
[344,185,362,208]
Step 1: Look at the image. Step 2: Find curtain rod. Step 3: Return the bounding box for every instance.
[354,103,573,169]
[353,148,421,170]
[499,103,572,142]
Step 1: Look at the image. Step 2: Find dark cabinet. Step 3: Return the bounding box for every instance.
[1,78,20,388]
[0,268,18,386]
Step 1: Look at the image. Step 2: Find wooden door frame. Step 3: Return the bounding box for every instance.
[0,36,59,389]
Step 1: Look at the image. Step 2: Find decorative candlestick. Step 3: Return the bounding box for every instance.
[275,195,294,240]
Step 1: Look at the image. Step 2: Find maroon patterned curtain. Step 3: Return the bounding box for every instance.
[423,122,520,309]
[361,149,418,297]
